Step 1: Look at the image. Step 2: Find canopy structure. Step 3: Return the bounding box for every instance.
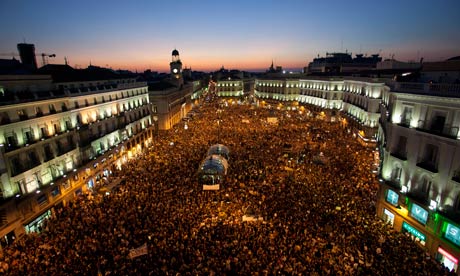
[199,155,228,175]
[198,155,228,185]
[207,144,230,160]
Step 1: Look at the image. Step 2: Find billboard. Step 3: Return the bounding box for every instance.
[410,203,428,224]
[386,189,399,206]
[444,223,460,246]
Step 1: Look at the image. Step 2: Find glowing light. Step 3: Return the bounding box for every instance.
[438,247,458,264]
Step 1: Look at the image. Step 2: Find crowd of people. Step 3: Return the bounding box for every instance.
[0,97,455,275]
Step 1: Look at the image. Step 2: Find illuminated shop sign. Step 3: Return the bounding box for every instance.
[402,222,426,241]
[444,223,460,247]
[438,247,458,264]
[410,203,428,224]
[386,189,399,206]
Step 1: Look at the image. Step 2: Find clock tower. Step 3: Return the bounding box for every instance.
[170,49,183,86]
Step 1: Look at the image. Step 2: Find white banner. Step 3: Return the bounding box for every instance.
[267,117,278,124]
[203,184,220,190]
[128,243,148,259]
[242,215,264,222]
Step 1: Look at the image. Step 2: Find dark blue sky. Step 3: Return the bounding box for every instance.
[1,0,459,72]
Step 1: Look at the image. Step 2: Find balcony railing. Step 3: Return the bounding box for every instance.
[453,172,460,183]
[406,191,429,206]
[389,82,460,98]
[416,120,459,139]
[398,117,411,128]
[416,161,438,173]
[385,179,402,190]
[390,150,407,161]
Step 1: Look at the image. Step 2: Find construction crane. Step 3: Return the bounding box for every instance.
[40,53,56,66]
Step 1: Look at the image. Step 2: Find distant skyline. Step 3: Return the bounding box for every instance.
[1,0,459,72]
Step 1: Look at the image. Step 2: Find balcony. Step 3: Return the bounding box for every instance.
[390,150,407,161]
[385,179,402,190]
[56,143,77,156]
[4,142,20,152]
[452,172,460,183]
[406,191,429,206]
[397,117,411,128]
[390,82,460,98]
[416,161,438,173]
[416,120,458,139]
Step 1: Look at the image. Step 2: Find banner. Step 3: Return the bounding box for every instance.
[243,215,264,222]
[128,243,148,259]
[203,184,220,190]
[267,117,278,124]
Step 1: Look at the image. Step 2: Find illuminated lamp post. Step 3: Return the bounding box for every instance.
[216,108,222,143]
[153,115,158,137]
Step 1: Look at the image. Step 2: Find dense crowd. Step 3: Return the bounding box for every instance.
[0,97,455,275]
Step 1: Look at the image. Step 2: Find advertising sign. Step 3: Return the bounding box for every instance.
[386,189,399,206]
[445,223,460,246]
[402,222,426,242]
[410,203,428,224]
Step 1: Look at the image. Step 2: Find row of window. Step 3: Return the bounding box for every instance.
[0,87,148,125]
[2,105,150,153]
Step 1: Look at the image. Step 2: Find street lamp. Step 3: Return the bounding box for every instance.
[153,116,158,137]
[216,108,222,143]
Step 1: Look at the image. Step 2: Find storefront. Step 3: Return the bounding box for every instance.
[24,209,52,234]
[438,221,460,273]
[87,179,94,189]
[0,230,16,249]
[402,221,426,246]
[383,208,395,227]
[437,247,458,273]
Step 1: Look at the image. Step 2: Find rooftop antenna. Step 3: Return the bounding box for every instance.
[341,38,343,52]
[64,56,68,65]
[359,44,362,54]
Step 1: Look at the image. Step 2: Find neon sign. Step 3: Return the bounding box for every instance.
[402,222,426,241]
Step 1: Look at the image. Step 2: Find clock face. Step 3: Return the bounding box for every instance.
[173,68,178,74]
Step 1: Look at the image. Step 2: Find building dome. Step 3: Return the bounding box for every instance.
[172,49,179,56]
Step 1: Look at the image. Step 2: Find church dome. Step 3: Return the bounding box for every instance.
[172,49,179,56]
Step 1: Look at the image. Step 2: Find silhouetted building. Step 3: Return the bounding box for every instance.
[308,52,382,74]
[17,43,38,71]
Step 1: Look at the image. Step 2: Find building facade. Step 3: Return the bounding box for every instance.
[216,80,244,97]
[0,73,153,248]
[376,81,460,272]
[250,75,460,273]
[254,77,385,144]
[149,49,203,131]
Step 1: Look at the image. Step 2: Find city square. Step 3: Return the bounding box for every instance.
[1,1,459,274]
[0,96,453,275]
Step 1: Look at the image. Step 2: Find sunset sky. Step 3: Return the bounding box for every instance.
[1,0,459,72]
